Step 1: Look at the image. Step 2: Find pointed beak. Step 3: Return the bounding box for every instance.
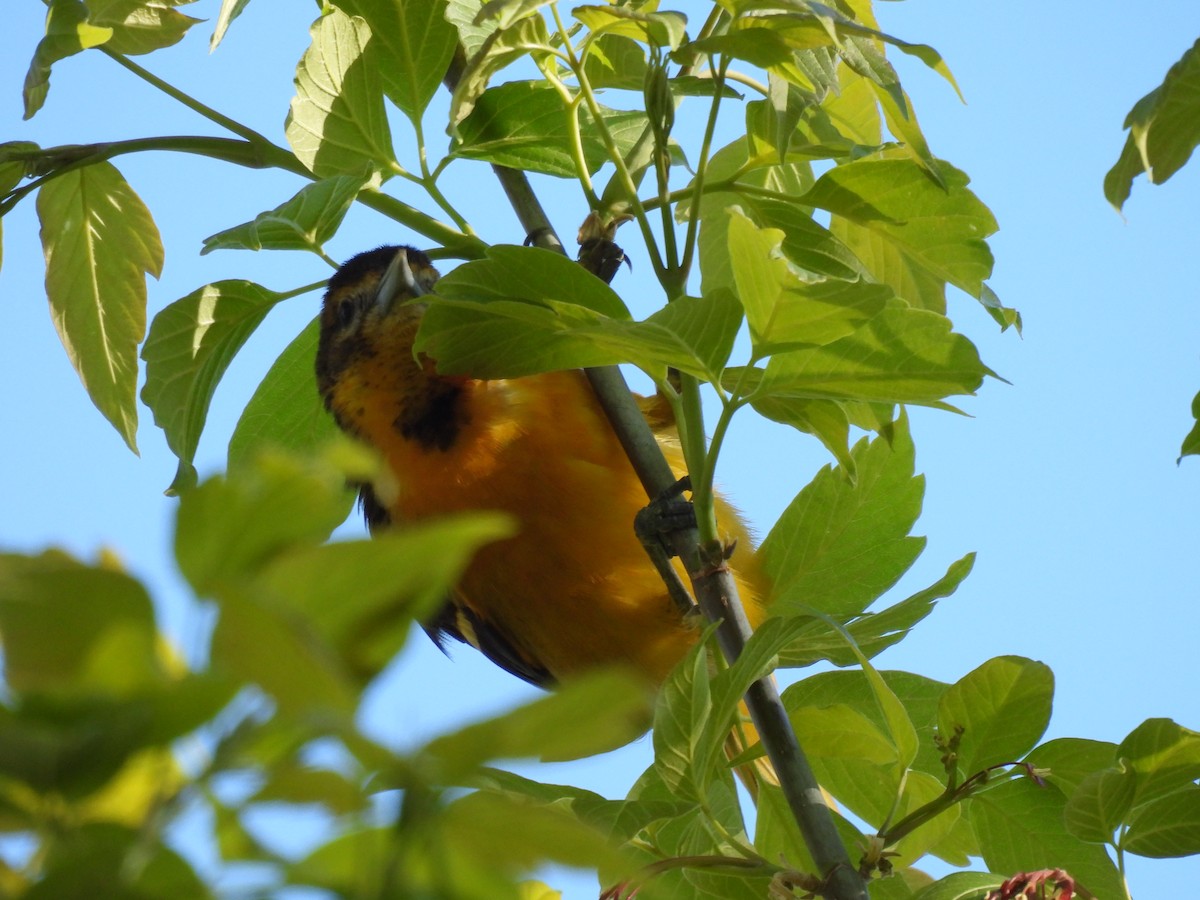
[374,248,426,312]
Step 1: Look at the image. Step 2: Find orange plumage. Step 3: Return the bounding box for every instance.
[315,245,770,688]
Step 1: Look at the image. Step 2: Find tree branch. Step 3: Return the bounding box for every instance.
[442,44,867,900]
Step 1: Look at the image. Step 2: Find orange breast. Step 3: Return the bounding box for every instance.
[353,362,769,684]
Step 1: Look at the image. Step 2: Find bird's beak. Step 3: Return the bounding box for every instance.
[374,248,426,312]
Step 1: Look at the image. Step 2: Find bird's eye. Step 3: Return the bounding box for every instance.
[335,297,357,328]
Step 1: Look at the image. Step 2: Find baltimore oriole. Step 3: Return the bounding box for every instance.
[315,245,771,689]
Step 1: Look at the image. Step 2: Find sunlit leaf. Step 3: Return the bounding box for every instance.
[1104,38,1200,210]
[736,302,989,407]
[209,0,251,50]
[286,9,396,178]
[202,176,365,255]
[727,209,889,353]
[938,656,1054,778]
[909,872,1005,900]
[573,6,687,50]
[23,0,112,119]
[1025,737,1119,799]
[760,415,924,618]
[1063,762,1136,843]
[87,0,202,55]
[254,515,514,681]
[805,157,997,306]
[449,13,551,128]
[454,81,647,178]
[1116,718,1200,806]
[0,550,157,694]
[37,161,162,451]
[227,317,343,471]
[968,779,1126,900]
[175,453,351,595]
[422,670,652,779]
[652,636,713,802]
[335,0,456,122]
[1123,784,1200,858]
[417,246,632,377]
[142,280,287,493]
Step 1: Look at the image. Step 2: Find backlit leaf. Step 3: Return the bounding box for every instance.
[37,161,162,451]
[228,317,342,471]
[286,10,396,178]
[142,280,286,493]
[335,0,457,122]
[202,176,364,255]
[938,656,1054,778]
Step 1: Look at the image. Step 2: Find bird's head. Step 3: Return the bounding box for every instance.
[315,245,444,438]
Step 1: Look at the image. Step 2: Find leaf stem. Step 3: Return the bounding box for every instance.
[0,138,486,258]
[101,48,271,146]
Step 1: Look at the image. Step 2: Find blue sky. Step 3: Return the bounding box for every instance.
[2,1,1199,897]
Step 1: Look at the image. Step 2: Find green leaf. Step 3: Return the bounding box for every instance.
[446,0,494,57]
[251,764,361,814]
[1025,737,1120,799]
[23,0,113,119]
[0,550,158,695]
[254,514,514,681]
[334,0,457,123]
[175,453,351,596]
[726,210,889,353]
[286,9,396,179]
[774,553,975,674]
[746,395,854,473]
[454,81,647,178]
[443,790,629,875]
[573,6,687,50]
[937,656,1054,778]
[1105,38,1200,210]
[1123,784,1200,858]
[449,13,551,128]
[759,414,925,618]
[642,289,743,383]
[27,824,210,900]
[87,0,202,56]
[209,0,251,51]
[909,872,1005,900]
[1063,762,1136,844]
[581,33,647,90]
[1116,717,1200,805]
[1179,389,1200,461]
[652,634,713,802]
[228,316,343,471]
[444,792,628,868]
[968,779,1127,900]
[422,670,652,779]
[840,552,974,662]
[835,33,940,182]
[141,280,285,493]
[752,196,867,281]
[416,245,632,377]
[788,702,903,821]
[211,581,358,717]
[37,161,162,452]
[202,176,364,255]
[805,157,997,307]
[739,302,989,407]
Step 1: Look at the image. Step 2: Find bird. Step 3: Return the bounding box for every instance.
[314,244,772,691]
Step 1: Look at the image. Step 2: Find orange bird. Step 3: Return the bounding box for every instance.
[315,245,771,689]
